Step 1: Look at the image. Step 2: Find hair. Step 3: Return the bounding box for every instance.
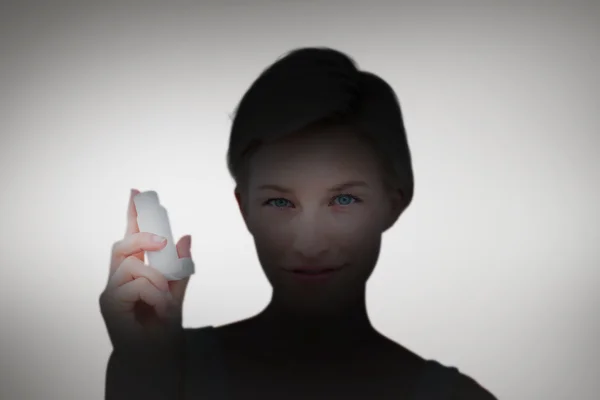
[226,47,414,209]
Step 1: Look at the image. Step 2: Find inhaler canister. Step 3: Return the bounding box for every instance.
[133,191,194,280]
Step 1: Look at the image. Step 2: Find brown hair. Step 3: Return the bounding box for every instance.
[226,47,414,208]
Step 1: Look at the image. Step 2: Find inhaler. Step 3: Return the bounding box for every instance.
[133,190,195,281]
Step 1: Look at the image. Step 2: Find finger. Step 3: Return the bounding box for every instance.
[124,189,141,238]
[176,235,192,258]
[109,232,168,276]
[109,255,170,292]
[113,277,172,319]
[169,235,192,300]
[169,276,190,304]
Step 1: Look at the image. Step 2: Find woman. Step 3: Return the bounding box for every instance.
[101,47,497,399]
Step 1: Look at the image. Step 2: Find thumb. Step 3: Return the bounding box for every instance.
[169,234,193,302]
[176,234,192,258]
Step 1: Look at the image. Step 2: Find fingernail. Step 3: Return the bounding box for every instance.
[153,235,167,243]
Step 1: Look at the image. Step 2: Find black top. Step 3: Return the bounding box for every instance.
[106,326,497,400]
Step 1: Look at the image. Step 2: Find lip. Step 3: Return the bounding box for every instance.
[283,265,344,282]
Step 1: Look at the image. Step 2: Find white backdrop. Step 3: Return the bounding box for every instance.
[1,1,598,399]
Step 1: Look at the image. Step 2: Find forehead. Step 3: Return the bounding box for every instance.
[247,126,384,184]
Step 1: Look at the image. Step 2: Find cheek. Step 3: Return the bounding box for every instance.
[334,211,384,267]
[249,210,289,237]
[332,206,386,237]
[248,213,292,257]
[338,227,382,261]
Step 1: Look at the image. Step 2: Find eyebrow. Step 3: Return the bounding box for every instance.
[257,180,370,193]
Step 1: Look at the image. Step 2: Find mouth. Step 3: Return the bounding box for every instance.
[284,266,344,281]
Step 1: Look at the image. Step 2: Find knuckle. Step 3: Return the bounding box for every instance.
[99,289,117,312]
[110,240,121,255]
[135,276,152,288]
[132,231,146,245]
[98,291,107,306]
[123,255,141,268]
[145,265,162,280]
[113,282,132,300]
[113,256,138,277]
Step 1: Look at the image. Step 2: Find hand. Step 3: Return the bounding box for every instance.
[100,189,193,354]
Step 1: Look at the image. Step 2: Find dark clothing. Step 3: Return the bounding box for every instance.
[106,326,497,400]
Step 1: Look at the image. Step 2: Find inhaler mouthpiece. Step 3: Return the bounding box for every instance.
[133,190,194,281]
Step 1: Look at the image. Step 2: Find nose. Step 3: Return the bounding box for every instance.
[290,214,329,261]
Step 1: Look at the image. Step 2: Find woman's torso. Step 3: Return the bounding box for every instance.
[182,326,462,400]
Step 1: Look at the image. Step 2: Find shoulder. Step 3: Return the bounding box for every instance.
[374,335,497,399]
[183,326,220,354]
[413,360,497,400]
[452,372,498,400]
[182,326,226,375]
[183,323,246,355]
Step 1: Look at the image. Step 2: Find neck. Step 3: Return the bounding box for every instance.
[249,289,378,359]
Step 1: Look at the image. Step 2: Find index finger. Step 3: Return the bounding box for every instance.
[124,188,141,237]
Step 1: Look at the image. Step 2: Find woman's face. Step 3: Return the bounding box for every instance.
[236,126,403,314]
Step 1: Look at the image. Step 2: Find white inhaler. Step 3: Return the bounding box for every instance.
[133,190,194,281]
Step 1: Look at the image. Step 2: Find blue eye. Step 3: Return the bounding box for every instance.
[332,194,360,206]
[263,194,361,209]
[265,198,293,208]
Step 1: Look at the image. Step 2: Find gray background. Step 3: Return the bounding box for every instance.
[1,1,599,399]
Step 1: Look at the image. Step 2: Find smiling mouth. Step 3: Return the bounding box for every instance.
[284,266,344,280]
[294,269,335,274]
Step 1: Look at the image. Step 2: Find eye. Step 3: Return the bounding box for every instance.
[331,194,361,206]
[264,198,294,208]
[263,194,362,209]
